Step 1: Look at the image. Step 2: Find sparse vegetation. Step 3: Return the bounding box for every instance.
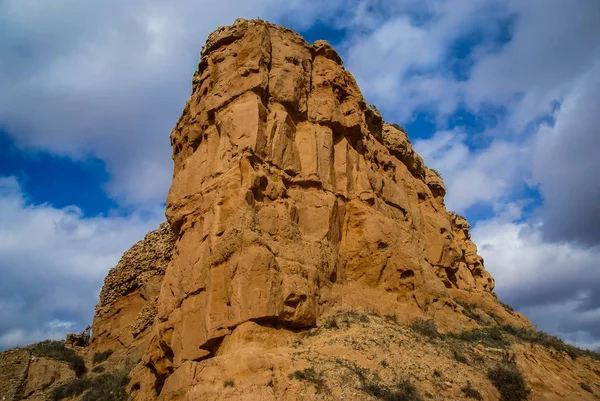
[91,365,105,373]
[430,169,442,178]
[455,301,484,323]
[487,356,530,401]
[362,378,423,401]
[499,300,515,314]
[92,350,113,365]
[580,382,593,393]
[51,371,129,401]
[289,367,328,393]
[409,318,439,340]
[384,314,399,325]
[223,379,235,388]
[322,316,339,330]
[461,381,483,400]
[449,327,509,348]
[390,123,407,133]
[502,325,600,361]
[453,349,468,364]
[28,340,86,376]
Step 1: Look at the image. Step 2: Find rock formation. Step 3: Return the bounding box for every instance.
[126,18,500,398]
[4,18,600,401]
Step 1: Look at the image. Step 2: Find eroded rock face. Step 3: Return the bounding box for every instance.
[122,18,495,398]
[91,222,175,353]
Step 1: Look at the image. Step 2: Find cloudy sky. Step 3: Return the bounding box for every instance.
[0,0,598,350]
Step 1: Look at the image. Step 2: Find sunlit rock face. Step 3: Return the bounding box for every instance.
[93,19,496,400]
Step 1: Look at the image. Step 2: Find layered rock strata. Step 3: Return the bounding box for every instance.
[111,18,498,398]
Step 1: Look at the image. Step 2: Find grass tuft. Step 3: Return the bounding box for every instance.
[487,356,530,401]
[28,340,86,376]
[289,367,328,393]
[409,318,439,340]
[51,371,129,401]
[92,350,113,365]
[461,381,483,400]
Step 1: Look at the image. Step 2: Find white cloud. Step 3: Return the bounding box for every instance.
[0,176,162,349]
[471,210,600,349]
[413,129,528,213]
[0,0,347,206]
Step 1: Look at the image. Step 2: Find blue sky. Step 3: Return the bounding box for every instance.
[1,0,599,350]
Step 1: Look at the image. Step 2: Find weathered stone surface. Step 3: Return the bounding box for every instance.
[119,18,499,399]
[91,222,175,353]
[0,17,580,401]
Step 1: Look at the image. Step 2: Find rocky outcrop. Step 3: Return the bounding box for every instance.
[4,18,599,401]
[91,222,175,354]
[123,18,496,399]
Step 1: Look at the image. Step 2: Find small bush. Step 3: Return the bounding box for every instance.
[450,327,509,348]
[580,382,593,393]
[499,300,515,314]
[453,349,468,364]
[289,367,327,393]
[430,169,442,178]
[91,365,105,373]
[487,359,530,401]
[390,123,407,133]
[52,371,129,401]
[363,378,423,401]
[455,301,484,323]
[461,381,483,400]
[223,379,235,388]
[384,314,399,325]
[82,371,129,401]
[51,378,92,401]
[322,316,339,330]
[92,350,113,365]
[409,318,439,340]
[28,340,86,376]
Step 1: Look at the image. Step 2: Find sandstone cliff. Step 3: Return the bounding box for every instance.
[4,18,600,401]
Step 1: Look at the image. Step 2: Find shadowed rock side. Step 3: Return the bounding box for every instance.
[91,222,175,355]
[121,18,500,399]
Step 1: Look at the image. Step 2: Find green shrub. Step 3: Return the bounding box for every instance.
[409,318,439,340]
[82,372,129,401]
[28,340,86,376]
[51,377,92,401]
[430,169,442,178]
[502,325,600,360]
[487,359,530,401]
[52,371,129,401]
[455,301,484,323]
[449,327,509,348]
[461,381,483,400]
[289,367,327,393]
[92,350,113,365]
[453,349,468,364]
[384,314,399,325]
[580,382,593,393]
[499,300,515,314]
[223,379,235,388]
[390,123,407,133]
[362,378,423,401]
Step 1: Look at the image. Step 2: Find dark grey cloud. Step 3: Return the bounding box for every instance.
[532,69,600,246]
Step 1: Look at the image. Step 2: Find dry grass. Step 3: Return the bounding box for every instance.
[27,340,86,376]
